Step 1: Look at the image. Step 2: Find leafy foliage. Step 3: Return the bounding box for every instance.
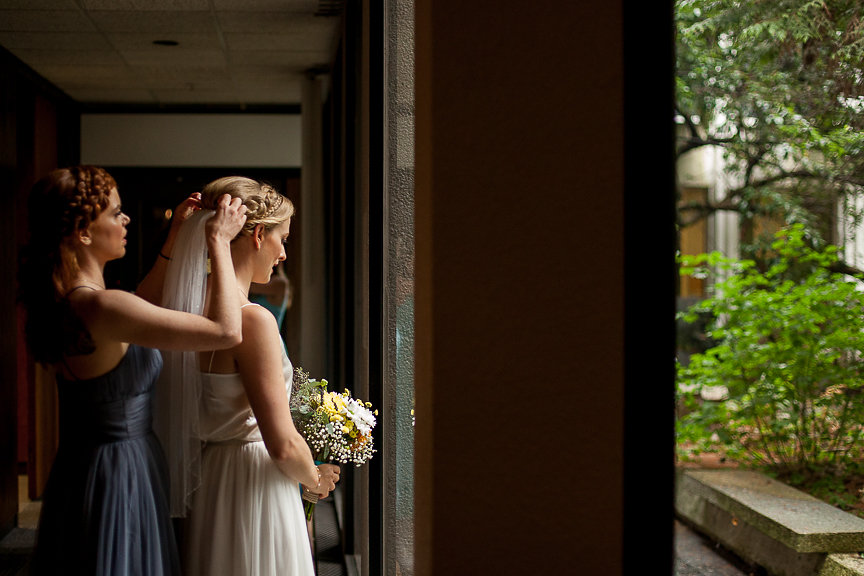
[677,225,864,470]
[676,0,864,248]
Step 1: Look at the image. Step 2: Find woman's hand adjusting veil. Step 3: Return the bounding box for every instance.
[172,192,202,225]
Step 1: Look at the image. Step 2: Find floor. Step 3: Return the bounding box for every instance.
[0,475,346,576]
[0,477,38,576]
[314,491,348,576]
[2,477,763,576]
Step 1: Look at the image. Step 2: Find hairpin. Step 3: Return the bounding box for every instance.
[263,194,284,217]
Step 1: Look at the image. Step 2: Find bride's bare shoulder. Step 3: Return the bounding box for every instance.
[240,303,279,336]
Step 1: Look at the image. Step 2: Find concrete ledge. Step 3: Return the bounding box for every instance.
[676,469,864,576]
[821,554,864,576]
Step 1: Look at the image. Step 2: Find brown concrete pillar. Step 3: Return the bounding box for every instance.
[414,1,673,574]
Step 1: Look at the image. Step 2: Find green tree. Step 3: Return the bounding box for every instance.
[677,225,864,470]
[676,0,864,254]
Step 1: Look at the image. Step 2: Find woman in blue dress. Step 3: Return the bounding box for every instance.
[17,166,247,575]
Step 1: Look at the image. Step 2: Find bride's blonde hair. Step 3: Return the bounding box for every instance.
[200,176,294,236]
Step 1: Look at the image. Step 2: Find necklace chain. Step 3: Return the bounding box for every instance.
[77,279,106,290]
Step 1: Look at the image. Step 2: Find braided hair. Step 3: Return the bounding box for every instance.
[199,176,294,235]
[18,166,116,364]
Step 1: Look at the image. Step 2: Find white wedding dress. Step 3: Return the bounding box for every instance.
[183,324,315,576]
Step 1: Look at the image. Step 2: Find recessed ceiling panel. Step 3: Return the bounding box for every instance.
[0,0,341,106]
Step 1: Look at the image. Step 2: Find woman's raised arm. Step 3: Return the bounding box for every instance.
[80,194,247,351]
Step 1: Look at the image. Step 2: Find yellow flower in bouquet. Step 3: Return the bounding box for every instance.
[290,367,378,519]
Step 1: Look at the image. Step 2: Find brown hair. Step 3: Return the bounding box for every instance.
[18,166,116,363]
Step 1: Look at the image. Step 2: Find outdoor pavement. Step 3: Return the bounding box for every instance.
[675,519,764,576]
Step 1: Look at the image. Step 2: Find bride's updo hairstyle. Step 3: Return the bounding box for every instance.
[18,166,116,363]
[199,176,293,237]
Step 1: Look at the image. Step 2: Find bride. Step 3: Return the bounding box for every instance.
[156,176,340,576]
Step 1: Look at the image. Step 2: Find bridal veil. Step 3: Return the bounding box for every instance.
[153,210,213,517]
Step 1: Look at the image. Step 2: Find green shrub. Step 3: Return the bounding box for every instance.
[677,225,864,471]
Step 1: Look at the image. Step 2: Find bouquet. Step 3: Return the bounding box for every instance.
[290,366,378,520]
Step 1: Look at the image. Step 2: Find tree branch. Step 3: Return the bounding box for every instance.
[827,260,864,279]
[676,136,738,157]
[677,169,822,228]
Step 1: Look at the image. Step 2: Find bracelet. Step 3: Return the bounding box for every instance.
[158,251,172,261]
[303,467,322,493]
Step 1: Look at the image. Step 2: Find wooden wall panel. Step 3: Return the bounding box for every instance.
[0,47,79,535]
[0,53,20,538]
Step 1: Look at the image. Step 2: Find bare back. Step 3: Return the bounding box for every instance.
[60,287,129,380]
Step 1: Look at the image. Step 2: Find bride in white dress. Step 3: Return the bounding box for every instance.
[155,176,340,576]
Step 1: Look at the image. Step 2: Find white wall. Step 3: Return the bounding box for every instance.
[841,195,864,270]
[81,113,301,168]
[677,143,741,261]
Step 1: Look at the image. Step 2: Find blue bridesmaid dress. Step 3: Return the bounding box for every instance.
[31,344,180,575]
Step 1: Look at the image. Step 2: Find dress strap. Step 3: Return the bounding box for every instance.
[203,303,261,373]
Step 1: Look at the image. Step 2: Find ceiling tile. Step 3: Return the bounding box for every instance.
[88,11,215,33]
[0,10,95,31]
[30,64,134,83]
[0,0,340,106]
[107,32,221,51]
[230,67,305,84]
[225,31,332,53]
[133,66,232,82]
[0,1,79,9]
[212,0,318,12]
[82,0,209,11]
[0,31,113,50]
[120,48,226,68]
[228,50,329,67]
[13,48,126,67]
[141,79,232,93]
[236,83,302,104]
[64,87,156,103]
[59,76,143,90]
[150,89,241,104]
[217,11,337,34]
